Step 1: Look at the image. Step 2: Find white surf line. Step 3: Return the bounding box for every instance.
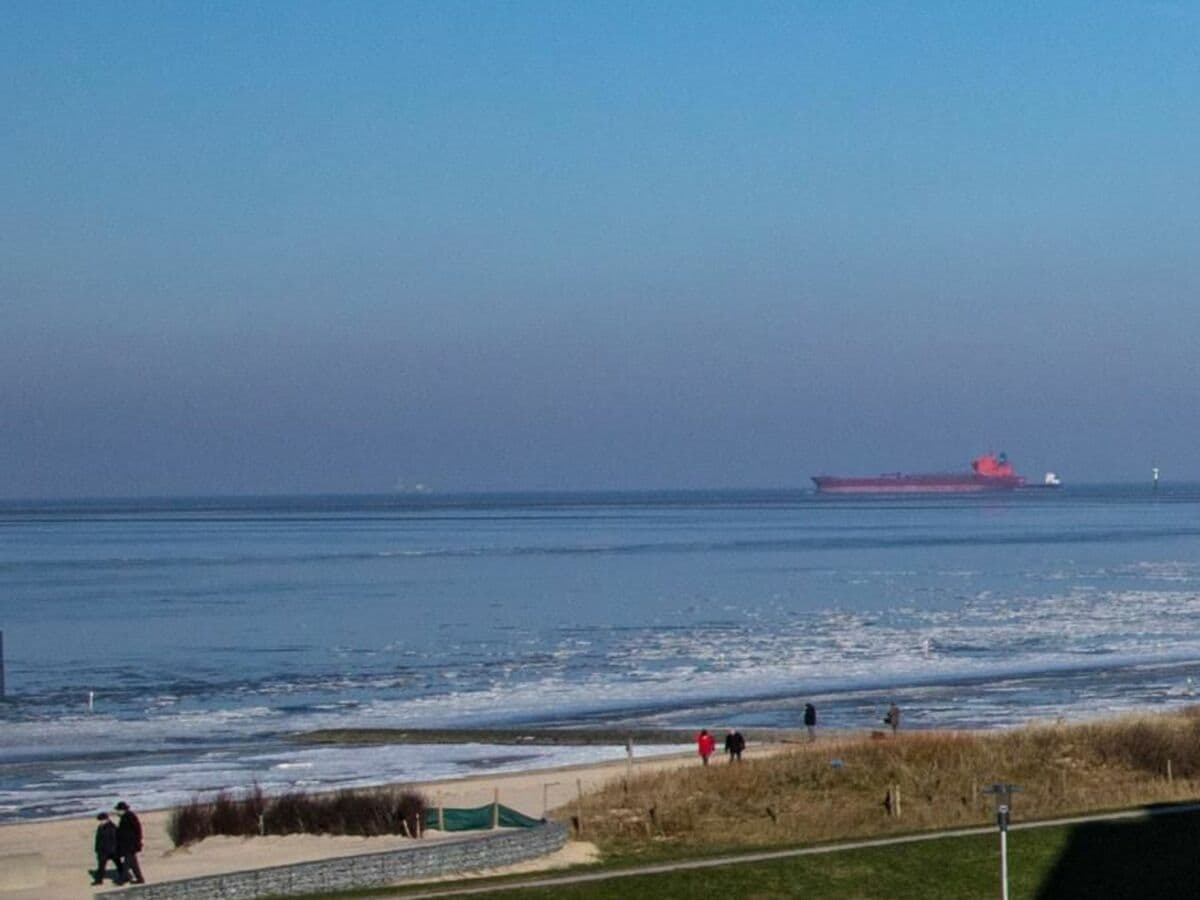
[393,802,1200,898]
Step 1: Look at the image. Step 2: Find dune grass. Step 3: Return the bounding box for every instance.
[562,708,1200,858]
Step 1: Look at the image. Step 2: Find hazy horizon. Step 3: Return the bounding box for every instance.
[0,476,1182,505]
[6,3,1199,498]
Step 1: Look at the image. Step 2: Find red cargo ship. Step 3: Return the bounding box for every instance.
[812,453,1027,494]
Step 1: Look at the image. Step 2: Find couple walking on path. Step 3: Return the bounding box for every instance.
[696,728,745,764]
[91,800,145,886]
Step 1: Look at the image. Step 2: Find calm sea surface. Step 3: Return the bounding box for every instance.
[3,485,1200,819]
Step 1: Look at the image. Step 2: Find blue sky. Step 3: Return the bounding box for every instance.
[4,2,1199,496]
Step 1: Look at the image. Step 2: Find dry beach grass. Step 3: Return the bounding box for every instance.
[568,708,1200,856]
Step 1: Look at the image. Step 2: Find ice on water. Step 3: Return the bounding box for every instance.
[3,489,1200,819]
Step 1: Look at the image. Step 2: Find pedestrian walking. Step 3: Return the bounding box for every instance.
[697,728,716,765]
[884,702,901,735]
[90,813,119,885]
[724,729,745,762]
[803,703,817,741]
[731,728,745,761]
[115,801,146,885]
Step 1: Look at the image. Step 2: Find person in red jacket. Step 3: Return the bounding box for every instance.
[697,728,716,765]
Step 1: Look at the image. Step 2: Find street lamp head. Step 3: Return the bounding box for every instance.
[982,783,1022,801]
[981,783,1021,832]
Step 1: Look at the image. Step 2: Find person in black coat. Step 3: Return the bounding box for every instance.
[723,729,745,762]
[91,813,119,885]
[803,703,817,741]
[115,801,146,885]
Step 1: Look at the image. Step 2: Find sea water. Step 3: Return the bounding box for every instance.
[3,485,1200,819]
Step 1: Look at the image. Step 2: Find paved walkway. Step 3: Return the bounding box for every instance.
[392,802,1200,898]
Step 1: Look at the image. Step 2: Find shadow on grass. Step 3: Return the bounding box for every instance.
[1033,806,1200,900]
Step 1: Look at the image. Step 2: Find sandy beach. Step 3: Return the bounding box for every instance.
[0,744,744,900]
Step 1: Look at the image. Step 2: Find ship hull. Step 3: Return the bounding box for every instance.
[811,474,1024,494]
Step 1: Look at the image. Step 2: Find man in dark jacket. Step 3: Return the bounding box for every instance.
[803,703,817,741]
[724,729,745,762]
[115,801,146,885]
[91,812,119,885]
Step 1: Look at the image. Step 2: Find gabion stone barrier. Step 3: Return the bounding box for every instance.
[103,821,568,900]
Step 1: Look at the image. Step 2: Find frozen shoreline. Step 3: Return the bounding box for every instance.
[5,653,1200,822]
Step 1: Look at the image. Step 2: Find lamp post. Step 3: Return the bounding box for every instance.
[982,783,1021,900]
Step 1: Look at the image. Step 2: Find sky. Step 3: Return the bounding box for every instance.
[4,2,1200,497]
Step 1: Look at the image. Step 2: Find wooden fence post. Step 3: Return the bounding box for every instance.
[576,778,585,837]
[492,788,500,829]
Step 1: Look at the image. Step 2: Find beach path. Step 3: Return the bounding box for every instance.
[0,747,709,900]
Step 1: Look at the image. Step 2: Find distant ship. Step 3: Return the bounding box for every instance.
[812,453,1057,495]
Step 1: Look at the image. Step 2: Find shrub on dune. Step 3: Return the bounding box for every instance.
[169,785,428,846]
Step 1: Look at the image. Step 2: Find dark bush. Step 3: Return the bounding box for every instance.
[210,788,261,837]
[395,790,425,837]
[167,796,213,846]
[171,785,429,845]
[261,790,308,837]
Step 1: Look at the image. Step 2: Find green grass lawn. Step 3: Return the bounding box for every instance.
[348,810,1200,900]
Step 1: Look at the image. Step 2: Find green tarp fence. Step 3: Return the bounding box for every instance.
[423,803,544,832]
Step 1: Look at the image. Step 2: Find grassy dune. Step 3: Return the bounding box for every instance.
[564,708,1200,857]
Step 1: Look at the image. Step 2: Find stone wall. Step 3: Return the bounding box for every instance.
[103,822,568,900]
